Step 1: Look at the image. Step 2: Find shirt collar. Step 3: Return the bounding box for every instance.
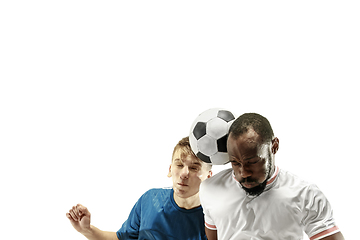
[266,166,279,185]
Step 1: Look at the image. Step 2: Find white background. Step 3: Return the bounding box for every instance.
[1,1,359,239]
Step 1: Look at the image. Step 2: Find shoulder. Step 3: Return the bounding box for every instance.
[133,188,172,211]
[276,169,327,201]
[200,168,233,196]
[202,168,233,186]
[277,169,314,189]
[141,187,172,199]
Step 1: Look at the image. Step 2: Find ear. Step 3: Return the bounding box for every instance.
[271,137,279,154]
[167,164,172,178]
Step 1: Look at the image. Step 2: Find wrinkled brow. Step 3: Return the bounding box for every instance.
[174,158,202,166]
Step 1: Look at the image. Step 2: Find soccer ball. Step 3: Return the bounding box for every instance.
[189,108,236,165]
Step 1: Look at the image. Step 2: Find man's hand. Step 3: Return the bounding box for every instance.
[66,204,118,240]
[66,204,91,234]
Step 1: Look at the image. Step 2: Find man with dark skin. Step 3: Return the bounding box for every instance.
[200,113,345,240]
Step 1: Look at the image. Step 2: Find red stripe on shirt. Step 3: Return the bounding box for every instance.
[310,226,339,240]
[205,222,217,230]
[266,166,279,185]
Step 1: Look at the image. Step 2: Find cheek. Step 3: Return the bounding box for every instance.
[198,169,211,179]
[170,169,180,179]
[255,162,269,181]
[189,172,205,183]
[233,170,242,182]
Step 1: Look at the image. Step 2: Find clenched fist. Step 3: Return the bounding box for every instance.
[66,204,91,234]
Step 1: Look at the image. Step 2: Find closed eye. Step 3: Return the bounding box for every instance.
[249,159,261,164]
[230,161,241,166]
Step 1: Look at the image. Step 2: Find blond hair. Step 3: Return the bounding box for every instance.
[172,137,212,170]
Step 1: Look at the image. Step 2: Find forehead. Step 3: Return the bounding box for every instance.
[229,129,262,147]
[228,129,268,158]
[172,149,202,165]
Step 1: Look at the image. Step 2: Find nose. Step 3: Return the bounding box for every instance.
[180,166,189,179]
[240,166,252,179]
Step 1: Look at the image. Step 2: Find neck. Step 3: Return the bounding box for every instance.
[266,163,277,183]
[269,166,275,178]
[173,192,201,210]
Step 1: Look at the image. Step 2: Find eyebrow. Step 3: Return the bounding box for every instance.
[230,156,259,163]
[192,162,202,166]
[174,158,202,165]
[244,156,259,161]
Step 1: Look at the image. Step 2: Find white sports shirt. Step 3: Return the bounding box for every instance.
[199,167,340,240]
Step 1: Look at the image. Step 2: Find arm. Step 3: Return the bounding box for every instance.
[302,185,344,240]
[66,204,118,240]
[321,232,345,240]
[81,226,118,240]
[205,227,217,240]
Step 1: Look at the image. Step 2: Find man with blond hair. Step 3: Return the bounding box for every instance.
[67,137,212,240]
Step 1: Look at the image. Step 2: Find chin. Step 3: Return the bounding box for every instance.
[174,187,187,195]
[241,180,267,197]
[175,188,197,198]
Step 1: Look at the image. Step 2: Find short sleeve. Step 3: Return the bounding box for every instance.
[204,212,217,230]
[200,182,217,231]
[116,197,142,240]
[301,184,340,240]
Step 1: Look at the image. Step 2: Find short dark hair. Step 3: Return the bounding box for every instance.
[229,113,274,143]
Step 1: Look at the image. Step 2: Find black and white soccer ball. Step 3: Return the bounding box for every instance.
[189,108,236,165]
